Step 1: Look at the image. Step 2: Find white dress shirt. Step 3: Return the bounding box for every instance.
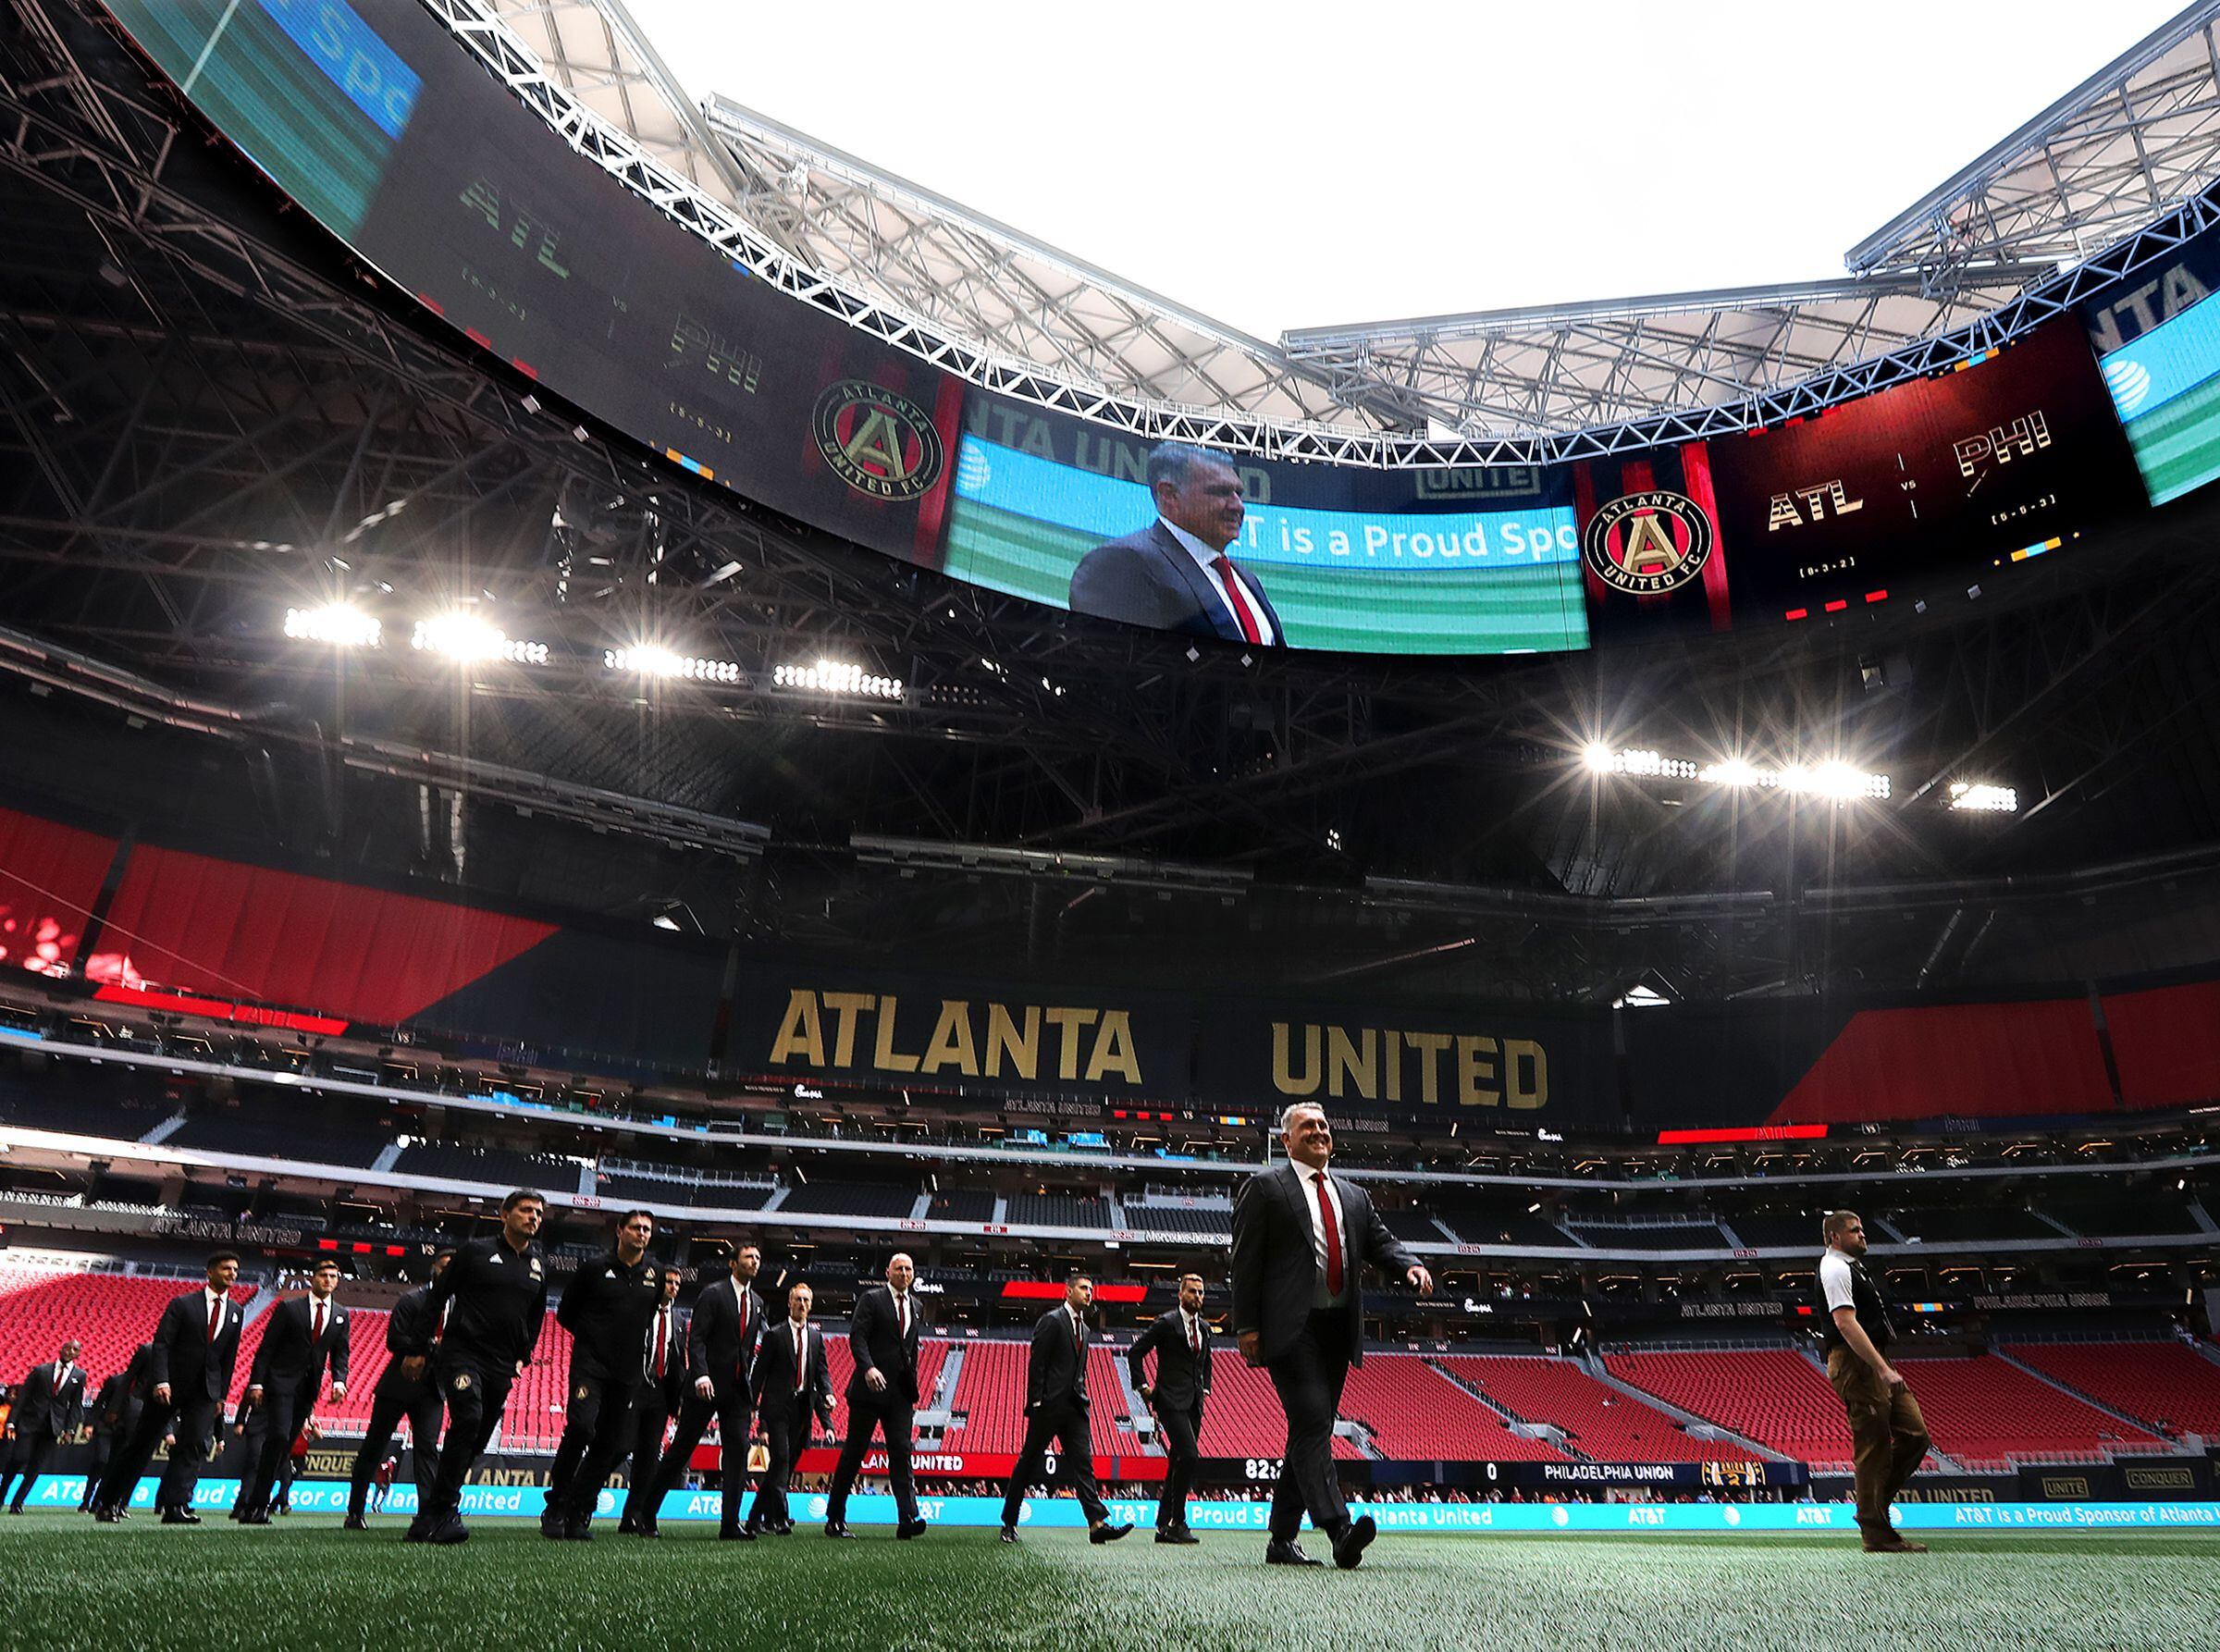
[204,1288,228,1332]
[891,1290,912,1338]
[1158,517,1276,645]
[1298,1165,1348,1309]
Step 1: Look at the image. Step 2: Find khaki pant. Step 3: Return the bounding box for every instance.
[1826,1346,1930,1527]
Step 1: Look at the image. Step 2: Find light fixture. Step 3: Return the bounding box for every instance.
[772,660,905,701]
[604,646,742,684]
[411,612,548,665]
[1584,746,1891,801]
[1946,782,2019,813]
[283,605,381,647]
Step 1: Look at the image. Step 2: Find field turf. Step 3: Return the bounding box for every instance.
[3,1513,2216,1651]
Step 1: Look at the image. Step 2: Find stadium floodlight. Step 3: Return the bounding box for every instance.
[603,645,743,684]
[283,604,381,647]
[772,660,906,701]
[410,612,549,666]
[1946,781,2019,812]
[1584,746,1890,801]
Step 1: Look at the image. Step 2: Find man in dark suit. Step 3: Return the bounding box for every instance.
[92,1251,247,1523]
[825,1251,928,1539]
[345,1250,451,1529]
[1128,1271,1215,1544]
[544,1209,662,1540]
[1231,1103,1432,1570]
[618,1264,685,1535]
[1,1338,86,1511]
[1069,442,1283,644]
[631,1239,765,1540]
[745,1279,833,1535]
[80,1346,148,1513]
[237,1258,350,1523]
[998,1275,1132,1547]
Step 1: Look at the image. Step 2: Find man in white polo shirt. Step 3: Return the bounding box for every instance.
[1817,1210,1931,1553]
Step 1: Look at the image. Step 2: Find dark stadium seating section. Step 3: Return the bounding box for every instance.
[166,1102,391,1167]
[1126,1205,1231,1237]
[594,1171,771,1211]
[929,1190,996,1222]
[1564,1223,1731,1251]
[1005,1193,1111,1228]
[777,1180,916,1219]
[1881,1207,2057,1243]
[392,1141,579,1189]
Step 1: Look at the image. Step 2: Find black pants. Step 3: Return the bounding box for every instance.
[80,1428,119,1509]
[99,1390,220,1512]
[1154,1400,1202,1529]
[636,1384,753,1533]
[748,1406,814,1528]
[1001,1398,1106,1527]
[828,1394,917,1524]
[241,1379,317,1514]
[547,1364,639,1523]
[0,1431,56,1510]
[1264,1309,1353,1543]
[424,1354,514,1523]
[347,1380,443,1519]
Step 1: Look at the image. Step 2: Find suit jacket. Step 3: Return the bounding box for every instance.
[1068,522,1286,643]
[145,1287,245,1401]
[846,1287,924,1407]
[1230,1162,1416,1367]
[685,1277,767,1399]
[375,1286,438,1397]
[91,1372,134,1438]
[1023,1305,1093,1413]
[640,1306,687,1412]
[1127,1308,1214,1412]
[9,1360,87,1438]
[248,1294,350,1394]
[752,1318,834,1431]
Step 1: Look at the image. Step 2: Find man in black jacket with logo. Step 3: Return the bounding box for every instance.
[544,1209,662,1540]
[345,1250,451,1529]
[93,1252,247,1523]
[631,1239,765,1540]
[1818,1210,1932,1553]
[413,1190,549,1546]
[80,1347,147,1513]
[745,1279,833,1535]
[998,1275,1131,1547]
[1128,1271,1215,1543]
[1231,1103,1431,1571]
[618,1264,686,1535]
[825,1251,928,1540]
[238,1258,351,1523]
[1,1338,86,1512]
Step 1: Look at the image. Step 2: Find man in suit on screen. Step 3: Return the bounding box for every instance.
[1128,1271,1214,1543]
[92,1251,247,1523]
[1231,1103,1431,1570]
[824,1251,927,1539]
[1069,442,1283,644]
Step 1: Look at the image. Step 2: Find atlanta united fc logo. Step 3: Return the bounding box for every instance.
[811,380,944,500]
[1582,489,1715,596]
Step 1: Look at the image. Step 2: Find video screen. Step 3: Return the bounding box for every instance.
[2082,226,2220,505]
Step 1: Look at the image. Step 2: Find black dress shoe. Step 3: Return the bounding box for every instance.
[403,1516,431,1544]
[719,1525,757,1541]
[998,1525,1019,1544]
[426,1512,471,1546]
[1331,1515,1376,1571]
[1264,1537,1321,1566]
[238,1510,272,1527]
[342,1515,368,1531]
[1089,1522,1133,1545]
[633,1519,660,1539]
[823,1522,853,1538]
[618,1517,637,1535]
[92,1506,120,1524]
[771,1520,795,1535]
[161,1509,202,1525]
[565,1517,594,1542]
[539,1510,566,1540]
[895,1517,929,1540]
[1155,1527,1201,1545]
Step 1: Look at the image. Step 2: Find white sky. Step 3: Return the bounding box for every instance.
[623,0,2188,339]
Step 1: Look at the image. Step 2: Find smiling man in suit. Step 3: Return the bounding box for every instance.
[92,1251,247,1523]
[1231,1103,1432,1570]
[745,1279,833,1535]
[1069,442,1282,645]
[824,1251,927,1540]
[1,1338,86,1512]
[1128,1272,1214,1543]
[631,1239,765,1540]
[997,1274,1132,1547]
[237,1258,350,1523]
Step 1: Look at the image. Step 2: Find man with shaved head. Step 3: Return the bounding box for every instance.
[824,1251,927,1539]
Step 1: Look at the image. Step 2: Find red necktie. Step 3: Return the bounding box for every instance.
[207,1296,222,1342]
[794,1325,807,1394]
[1210,556,1264,645]
[1190,1317,1201,1357]
[735,1288,750,1380]
[653,1313,667,1382]
[1074,1313,1084,1354]
[896,1296,907,1339]
[311,1301,325,1344]
[1313,1172,1344,1297]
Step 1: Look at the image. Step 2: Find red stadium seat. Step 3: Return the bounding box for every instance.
[2004,1340,2220,1441]
[1340,1355,1567,1461]
[1441,1354,1758,1462]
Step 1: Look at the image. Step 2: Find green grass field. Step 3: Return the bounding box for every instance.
[3,1514,2217,1651]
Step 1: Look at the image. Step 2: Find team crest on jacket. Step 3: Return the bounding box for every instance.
[452,1373,471,1392]
[1582,489,1715,595]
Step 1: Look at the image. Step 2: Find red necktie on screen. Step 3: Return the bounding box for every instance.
[311,1301,325,1345]
[1312,1172,1344,1297]
[207,1297,222,1342]
[1210,557,1264,645]
[795,1325,807,1394]
[653,1312,667,1383]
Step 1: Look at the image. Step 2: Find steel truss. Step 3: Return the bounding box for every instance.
[455,0,2220,452]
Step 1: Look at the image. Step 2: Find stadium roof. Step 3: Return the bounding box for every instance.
[471,0,2220,439]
